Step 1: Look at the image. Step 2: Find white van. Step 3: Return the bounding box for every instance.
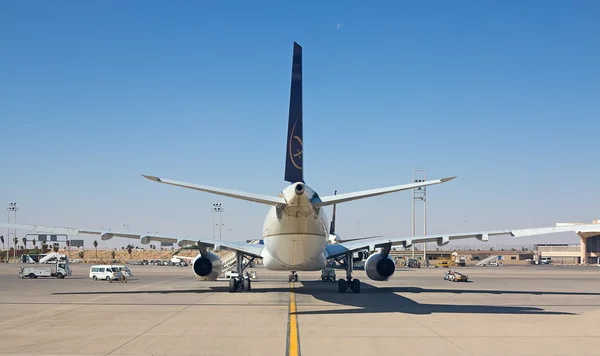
[89,265,124,281]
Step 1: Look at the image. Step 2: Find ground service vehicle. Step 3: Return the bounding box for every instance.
[19,262,72,279]
[444,270,469,282]
[321,268,336,282]
[89,265,124,281]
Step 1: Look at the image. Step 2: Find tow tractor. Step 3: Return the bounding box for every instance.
[320,267,336,282]
[444,269,469,282]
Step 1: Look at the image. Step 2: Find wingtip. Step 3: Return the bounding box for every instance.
[142,174,161,182]
[441,176,457,183]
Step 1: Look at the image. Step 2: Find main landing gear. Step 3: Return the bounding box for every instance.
[338,251,360,293]
[288,271,299,282]
[229,252,256,293]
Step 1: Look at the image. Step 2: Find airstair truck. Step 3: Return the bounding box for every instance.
[19,261,72,279]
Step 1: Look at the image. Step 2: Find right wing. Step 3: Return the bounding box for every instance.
[142,175,286,206]
[326,222,600,259]
[314,177,456,207]
[0,223,264,258]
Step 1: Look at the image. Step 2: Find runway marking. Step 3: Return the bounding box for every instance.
[286,282,301,356]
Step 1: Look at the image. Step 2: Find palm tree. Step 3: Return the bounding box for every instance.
[93,240,98,259]
[32,239,36,249]
[13,237,18,259]
[22,237,27,251]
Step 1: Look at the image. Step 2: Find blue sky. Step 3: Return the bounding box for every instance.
[1,1,599,249]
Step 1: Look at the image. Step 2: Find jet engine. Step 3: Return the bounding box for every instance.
[192,252,223,281]
[364,252,396,281]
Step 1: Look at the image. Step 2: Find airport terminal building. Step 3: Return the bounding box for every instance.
[543,220,600,264]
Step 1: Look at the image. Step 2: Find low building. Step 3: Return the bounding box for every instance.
[389,249,535,266]
[534,243,580,265]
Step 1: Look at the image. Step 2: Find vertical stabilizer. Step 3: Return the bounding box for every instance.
[285,42,304,183]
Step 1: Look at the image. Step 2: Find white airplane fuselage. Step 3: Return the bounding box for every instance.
[260,182,329,271]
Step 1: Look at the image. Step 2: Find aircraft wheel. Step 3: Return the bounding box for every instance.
[352,279,361,293]
[243,278,251,292]
[229,278,237,293]
[338,278,347,293]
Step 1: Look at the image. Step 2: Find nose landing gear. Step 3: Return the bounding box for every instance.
[288,271,299,282]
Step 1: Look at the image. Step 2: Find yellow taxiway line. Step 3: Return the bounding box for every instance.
[286,282,301,356]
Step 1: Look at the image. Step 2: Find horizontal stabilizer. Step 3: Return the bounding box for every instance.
[142,175,286,206]
[314,176,456,207]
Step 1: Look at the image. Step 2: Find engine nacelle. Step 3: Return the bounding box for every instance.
[365,253,396,281]
[192,252,223,281]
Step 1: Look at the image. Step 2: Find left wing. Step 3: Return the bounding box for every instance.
[0,223,264,258]
[326,222,600,259]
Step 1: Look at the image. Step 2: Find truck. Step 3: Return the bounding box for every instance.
[455,255,467,267]
[19,261,72,279]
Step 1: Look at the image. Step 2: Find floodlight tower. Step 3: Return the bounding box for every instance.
[212,203,223,240]
[411,170,427,260]
[6,202,18,262]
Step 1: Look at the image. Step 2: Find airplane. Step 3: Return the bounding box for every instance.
[3,42,599,294]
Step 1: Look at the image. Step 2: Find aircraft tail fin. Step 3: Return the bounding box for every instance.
[284,42,304,183]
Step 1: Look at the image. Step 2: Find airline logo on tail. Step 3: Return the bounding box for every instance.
[289,116,303,170]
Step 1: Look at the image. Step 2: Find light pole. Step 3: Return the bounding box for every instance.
[6,202,18,262]
[212,203,223,240]
[228,228,236,239]
[411,171,426,260]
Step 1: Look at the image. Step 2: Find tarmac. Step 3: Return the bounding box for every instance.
[1,263,600,356]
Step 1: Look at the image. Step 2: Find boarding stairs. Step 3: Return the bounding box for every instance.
[219,239,262,275]
[476,254,502,267]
